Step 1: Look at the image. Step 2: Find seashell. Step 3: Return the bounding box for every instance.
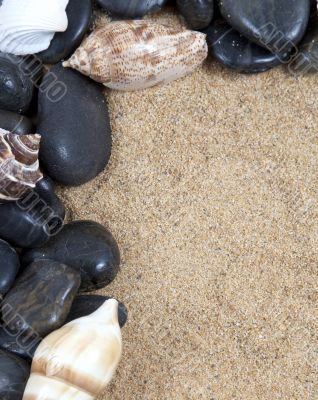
[0,129,43,202]
[0,0,69,55]
[63,20,208,90]
[22,299,122,400]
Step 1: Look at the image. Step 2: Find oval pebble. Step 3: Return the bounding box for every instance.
[38,64,112,186]
[21,220,120,292]
[96,0,167,18]
[0,110,33,134]
[177,0,214,30]
[0,240,20,297]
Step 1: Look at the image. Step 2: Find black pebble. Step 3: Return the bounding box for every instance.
[0,53,42,114]
[0,202,51,248]
[0,349,30,399]
[177,0,214,30]
[0,240,20,297]
[218,0,310,53]
[96,0,167,18]
[0,110,34,134]
[204,20,283,73]
[38,64,112,186]
[21,220,120,292]
[38,0,92,64]
[66,295,128,328]
[2,260,81,338]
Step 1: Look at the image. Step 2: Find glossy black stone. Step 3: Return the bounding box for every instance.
[0,325,40,362]
[66,295,128,328]
[0,202,51,248]
[0,349,30,399]
[38,0,92,64]
[204,20,283,73]
[218,0,310,53]
[177,0,214,30]
[96,0,167,18]
[21,220,120,292]
[2,260,81,338]
[289,16,318,74]
[0,240,20,298]
[0,53,42,114]
[20,175,66,235]
[0,110,33,134]
[38,64,112,186]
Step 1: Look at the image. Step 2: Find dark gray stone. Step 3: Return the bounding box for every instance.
[204,20,283,73]
[0,240,20,297]
[0,110,33,134]
[177,0,214,30]
[218,0,310,53]
[2,260,81,338]
[38,64,112,186]
[21,220,120,292]
[96,0,167,18]
[0,349,30,399]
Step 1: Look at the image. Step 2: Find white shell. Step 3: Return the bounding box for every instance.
[0,0,69,55]
[22,299,122,400]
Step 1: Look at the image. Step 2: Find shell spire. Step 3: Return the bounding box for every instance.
[22,299,122,400]
[63,20,208,91]
[0,129,43,202]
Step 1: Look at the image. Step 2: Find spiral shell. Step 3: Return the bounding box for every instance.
[22,299,122,400]
[0,129,42,202]
[63,20,208,90]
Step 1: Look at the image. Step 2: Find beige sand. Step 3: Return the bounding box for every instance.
[59,8,318,400]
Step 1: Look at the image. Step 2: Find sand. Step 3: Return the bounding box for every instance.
[59,8,318,400]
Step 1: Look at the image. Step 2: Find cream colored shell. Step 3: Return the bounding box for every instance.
[63,20,208,90]
[22,299,122,400]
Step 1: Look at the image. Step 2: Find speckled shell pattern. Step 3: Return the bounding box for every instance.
[22,299,122,400]
[63,20,208,90]
[0,129,42,202]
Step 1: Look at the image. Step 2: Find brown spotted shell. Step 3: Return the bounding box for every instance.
[0,129,43,202]
[63,20,208,90]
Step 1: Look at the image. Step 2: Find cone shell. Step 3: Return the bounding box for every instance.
[22,299,122,400]
[63,20,208,90]
[0,129,42,202]
[0,0,69,55]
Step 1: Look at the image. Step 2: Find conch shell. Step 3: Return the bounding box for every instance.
[0,0,69,55]
[63,20,208,90]
[0,129,42,202]
[22,299,122,400]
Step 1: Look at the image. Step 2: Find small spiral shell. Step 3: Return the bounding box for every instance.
[63,20,208,91]
[0,129,43,202]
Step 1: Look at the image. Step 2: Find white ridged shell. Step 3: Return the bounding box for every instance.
[0,0,69,55]
[22,299,122,400]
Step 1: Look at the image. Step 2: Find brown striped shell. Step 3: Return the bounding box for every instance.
[0,129,42,202]
[63,20,208,90]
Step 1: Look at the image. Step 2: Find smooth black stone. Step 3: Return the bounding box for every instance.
[0,110,33,134]
[21,220,120,292]
[38,64,112,186]
[2,260,81,338]
[96,0,167,18]
[0,202,51,248]
[177,0,214,30]
[289,16,318,74]
[0,349,30,399]
[0,325,39,362]
[204,20,283,73]
[38,0,92,64]
[21,175,66,235]
[218,0,310,53]
[66,295,128,328]
[0,53,42,114]
[0,240,20,298]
